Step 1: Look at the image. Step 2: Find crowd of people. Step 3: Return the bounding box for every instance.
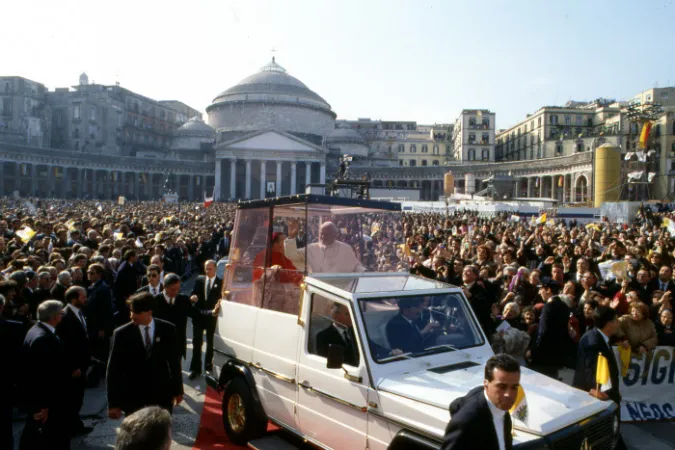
[2,194,674,449]
[0,198,235,450]
[403,205,675,376]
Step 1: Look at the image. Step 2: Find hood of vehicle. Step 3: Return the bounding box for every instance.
[377,364,609,435]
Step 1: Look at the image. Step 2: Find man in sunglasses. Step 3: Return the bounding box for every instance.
[137,265,163,297]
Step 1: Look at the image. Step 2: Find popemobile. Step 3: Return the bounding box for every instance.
[208,194,620,450]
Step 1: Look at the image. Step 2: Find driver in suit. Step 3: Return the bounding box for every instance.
[386,297,440,353]
[316,303,360,367]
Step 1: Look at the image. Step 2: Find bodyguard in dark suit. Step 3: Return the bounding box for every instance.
[462,265,495,338]
[153,273,192,359]
[0,296,25,450]
[441,354,519,450]
[50,272,71,303]
[188,260,222,378]
[530,281,575,377]
[136,264,163,297]
[20,301,71,450]
[572,306,626,449]
[113,250,141,325]
[85,263,115,385]
[107,292,184,419]
[386,297,439,354]
[316,303,360,367]
[56,286,93,436]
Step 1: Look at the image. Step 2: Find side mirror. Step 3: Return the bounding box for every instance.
[326,344,345,369]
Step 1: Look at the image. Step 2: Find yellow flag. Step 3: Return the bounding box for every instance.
[16,226,36,242]
[596,353,610,386]
[65,219,76,230]
[536,213,547,224]
[114,232,124,241]
[399,243,411,258]
[618,346,631,377]
[509,385,528,425]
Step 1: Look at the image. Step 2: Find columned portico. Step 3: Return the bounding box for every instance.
[290,162,297,195]
[215,159,222,201]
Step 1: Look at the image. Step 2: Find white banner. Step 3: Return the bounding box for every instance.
[616,346,675,422]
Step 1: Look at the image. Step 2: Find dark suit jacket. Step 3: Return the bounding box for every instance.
[532,296,574,367]
[649,279,675,297]
[0,318,24,403]
[106,319,183,414]
[136,283,163,296]
[572,328,621,404]
[86,280,115,338]
[629,281,654,305]
[32,287,51,308]
[466,283,495,338]
[316,325,360,367]
[50,283,68,303]
[21,323,70,413]
[56,306,90,374]
[153,293,192,358]
[190,276,222,324]
[386,313,425,354]
[441,386,512,450]
[114,261,140,317]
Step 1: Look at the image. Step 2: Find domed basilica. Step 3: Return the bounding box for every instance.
[206,58,343,200]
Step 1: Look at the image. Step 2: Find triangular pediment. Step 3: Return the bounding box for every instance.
[219,129,325,153]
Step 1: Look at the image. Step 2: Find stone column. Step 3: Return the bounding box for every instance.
[30,164,38,196]
[13,163,20,193]
[91,170,98,199]
[144,173,151,198]
[514,178,519,198]
[188,175,195,201]
[305,162,312,187]
[561,175,567,203]
[214,159,222,201]
[76,168,83,198]
[105,170,113,199]
[290,162,297,195]
[135,172,141,200]
[245,160,251,199]
[526,177,533,198]
[47,165,55,197]
[276,161,282,196]
[229,159,236,200]
[260,161,266,198]
[319,163,326,184]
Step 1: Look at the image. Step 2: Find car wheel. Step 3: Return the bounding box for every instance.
[221,377,266,444]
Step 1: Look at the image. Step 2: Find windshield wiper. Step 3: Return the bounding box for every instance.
[413,344,463,357]
[377,352,413,363]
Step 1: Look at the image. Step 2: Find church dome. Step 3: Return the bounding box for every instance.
[206,58,336,139]
[211,58,332,111]
[175,116,215,138]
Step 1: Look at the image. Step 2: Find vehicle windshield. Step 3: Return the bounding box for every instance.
[358,293,484,363]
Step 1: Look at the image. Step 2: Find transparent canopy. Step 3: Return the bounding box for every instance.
[223,195,408,314]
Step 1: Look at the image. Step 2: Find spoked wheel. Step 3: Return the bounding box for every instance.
[221,378,266,444]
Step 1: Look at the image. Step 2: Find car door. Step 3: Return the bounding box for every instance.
[296,289,369,449]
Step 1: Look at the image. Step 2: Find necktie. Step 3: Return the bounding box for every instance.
[170,297,174,306]
[206,279,212,298]
[78,310,87,328]
[662,282,667,291]
[144,326,152,352]
[504,412,512,448]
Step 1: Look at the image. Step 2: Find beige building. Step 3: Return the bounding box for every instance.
[452,110,495,161]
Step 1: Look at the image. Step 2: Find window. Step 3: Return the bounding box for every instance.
[564,116,571,126]
[387,145,392,153]
[432,160,439,166]
[671,161,675,172]
[307,294,360,367]
[468,148,476,160]
[410,145,417,153]
[421,145,428,153]
[550,128,559,139]
[468,133,476,143]
[73,127,80,138]
[73,104,81,120]
[576,143,583,152]
[117,112,123,127]
[468,117,476,127]
[654,124,661,138]
[90,106,97,121]
[550,115,558,125]
[482,118,490,128]
[399,159,404,166]
[538,117,542,128]
[433,145,439,155]
[556,143,563,154]
[481,133,489,144]
[576,116,583,126]
[3,82,9,93]
[421,160,428,166]
[398,144,404,153]
[410,160,417,167]
[481,149,489,160]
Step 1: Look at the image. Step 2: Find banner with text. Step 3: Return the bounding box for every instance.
[616,346,675,422]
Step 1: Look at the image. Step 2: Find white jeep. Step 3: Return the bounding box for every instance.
[208,195,619,449]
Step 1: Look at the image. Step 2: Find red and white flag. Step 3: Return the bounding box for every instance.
[204,187,214,208]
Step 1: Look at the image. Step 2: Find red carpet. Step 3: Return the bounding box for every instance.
[192,386,278,450]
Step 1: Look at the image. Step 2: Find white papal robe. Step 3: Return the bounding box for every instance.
[284,238,365,274]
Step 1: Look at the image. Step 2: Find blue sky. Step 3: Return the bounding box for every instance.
[3,0,674,129]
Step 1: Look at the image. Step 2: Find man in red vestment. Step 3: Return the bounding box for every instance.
[252,232,303,285]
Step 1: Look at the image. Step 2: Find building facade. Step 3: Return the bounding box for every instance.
[453,110,495,162]
[0,76,51,148]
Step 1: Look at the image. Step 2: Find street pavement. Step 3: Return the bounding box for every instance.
[10,274,675,449]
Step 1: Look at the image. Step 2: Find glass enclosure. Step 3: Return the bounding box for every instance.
[222,196,407,316]
[358,293,485,363]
